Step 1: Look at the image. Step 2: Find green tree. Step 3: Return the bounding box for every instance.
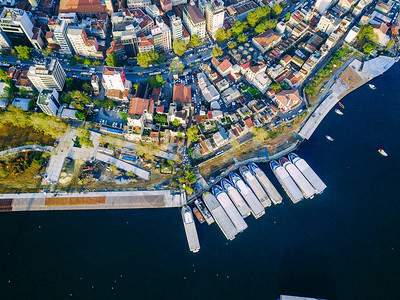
[120,111,127,120]
[363,42,377,55]
[188,35,201,48]
[103,98,115,109]
[83,58,91,65]
[0,68,8,82]
[186,126,198,142]
[92,60,101,66]
[75,111,86,120]
[156,54,166,64]
[19,87,27,98]
[154,113,167,125]
[256,5,270,19]
[2,83,18,103]
[137,50,159,67]
[215,28,232,43]
[82,82,93,93]
[70,90,91,110]
[211,46,223,57]
[173,40,187,56]
[237,33,248,43]
[285,12,291,22]
[252,127,269,143]
[270,83,282,93]
[14,45,32,60]
[271,3,283,18]
[172,119,180,127]
[228,41,237,49]
[69,56,77,65]
[77,126,93,148]
[247,10,260,27]
[264,19,277,30]
[171,57,184,74]
[106,52,120,67]
[255,23,267,34]
[147,74,164,87]
[231,21,244,37]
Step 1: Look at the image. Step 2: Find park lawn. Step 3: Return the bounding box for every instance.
[0,161,43,193]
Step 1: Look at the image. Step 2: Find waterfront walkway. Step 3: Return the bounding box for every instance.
[0,190,185,212]
[299,56,396,140]
[0,145,54,157]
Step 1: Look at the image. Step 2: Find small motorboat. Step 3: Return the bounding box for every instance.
[338,102,345,109]
[378,149,388,156]
[335,109,343,115]
[369,84,376,90]
[326,135,334,141]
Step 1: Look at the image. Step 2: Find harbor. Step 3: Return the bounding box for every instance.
[184,154,327,252]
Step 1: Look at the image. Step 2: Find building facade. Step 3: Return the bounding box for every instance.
[67,26,102,58]
[171,15,183,40]
[206,0,224,39]
[28,59,66,92]
[183,0,206,39]
[37,89,60,116]
[54,20,74,55]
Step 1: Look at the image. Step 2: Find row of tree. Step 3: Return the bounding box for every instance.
[172,35,201,57]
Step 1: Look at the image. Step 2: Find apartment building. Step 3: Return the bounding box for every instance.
[28,59,66,92]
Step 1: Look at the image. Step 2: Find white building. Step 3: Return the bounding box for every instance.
[28,59,66,92]
[37,89,60,116]
[151,18,172,51]
[58,13,78,25]
[127,0,151,8]
[171,0,187,6]
[171,15,183,41]
[0,29,11,49]
[0,8,44,50]
[183,0,206,39]
[206,0,224,39]
[314,0,333,14]
[67,26,102,58]
[345,26,360,43]
[103,66,127,91]
[145,5,160,19]
[317,13,341,35]
[54,20,74,55]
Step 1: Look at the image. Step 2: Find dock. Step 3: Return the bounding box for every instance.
[181,205,200,253]
[230,173,265,219]
[270,161,303,204]
[212,186,247,233]
[202,192,237,240]
[280,158,316,199]
[249,163,283,205]
[289,154,327,194]
[221,179,251,218]
[240,166,272,207]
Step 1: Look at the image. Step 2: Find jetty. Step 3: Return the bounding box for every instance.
[270,160,303,203]
[230,173,265,218]
[202,192,237,240]
[280,158,316,199]
[181,205,200,253]
[249,163,283,205]
[212,186,247,233]
[289,154,326,194]
[239,166,272,207]
[221,179,251,218]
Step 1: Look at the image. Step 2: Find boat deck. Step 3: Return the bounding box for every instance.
[231,175,265,218]
[291,156,327,194]
[284,162,316,199]
[223,182,252,218]
[272,163,303,204]
[182,206,200,253]
[251,164,283,205]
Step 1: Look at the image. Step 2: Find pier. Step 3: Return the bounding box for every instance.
[0,190,185,212]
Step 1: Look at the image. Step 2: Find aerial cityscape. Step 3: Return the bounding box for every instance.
[0,0,399,297]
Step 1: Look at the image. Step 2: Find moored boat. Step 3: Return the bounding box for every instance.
[249,163,282,205]
[378,148,388,156]
[335,109,343,115]
[181,205,200,253]
[326,135,334,141]
[369,84,376,90]
[221,179,251,218]
[270,160,303,203]
[239,166,272,207]
[338,102,345,109]
[194,199,214,225]
[193,207,205,224]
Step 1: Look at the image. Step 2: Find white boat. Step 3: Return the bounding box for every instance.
[335,109,343,115]
[378,148,388,156]
[326,135,334,141]
[369,84,376,90]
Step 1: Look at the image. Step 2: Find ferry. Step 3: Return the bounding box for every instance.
[335,109,343,115]
[212,185,247,233]
[368,84,376,90]
[326,135,334,141]
[338,102,345,109]
[192,207,205,224]
[279,157,316,199]
[221,179,252,218]
[229,172,265,218]
[288,153,327,194]
[249,163,282,205]
[181,205,200,253]
[239,166,272,207]
[378,148,388,156]
[194,199,214,225]
[270,160,303,203]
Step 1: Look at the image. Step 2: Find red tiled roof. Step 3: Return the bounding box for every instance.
[253,30,281,48]
[244,118,254,128]
[173,83,191,103]
[128,97,154,115]
[59,0,107,13]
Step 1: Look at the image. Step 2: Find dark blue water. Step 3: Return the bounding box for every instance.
[1,64,400,299]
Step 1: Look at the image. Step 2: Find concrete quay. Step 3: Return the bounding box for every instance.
[0,190,185,212]
[299,56,396,140]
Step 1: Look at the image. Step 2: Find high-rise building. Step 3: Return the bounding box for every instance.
[0,8,44,50]
[28,59,66,92]
[127,0,151,9]
[183,0,206,39]
[171,15,183,41]
[28,0,39,7]
[121,30,138,57]
[37,89,60,116]
[160,0,172,11]
[206,0,224,39]
[54,20,74,55]
[0,29,11,49]
[67,26,102,58]
[315,0,333,14]
[171,0,187,6]
[151,18,171,51]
